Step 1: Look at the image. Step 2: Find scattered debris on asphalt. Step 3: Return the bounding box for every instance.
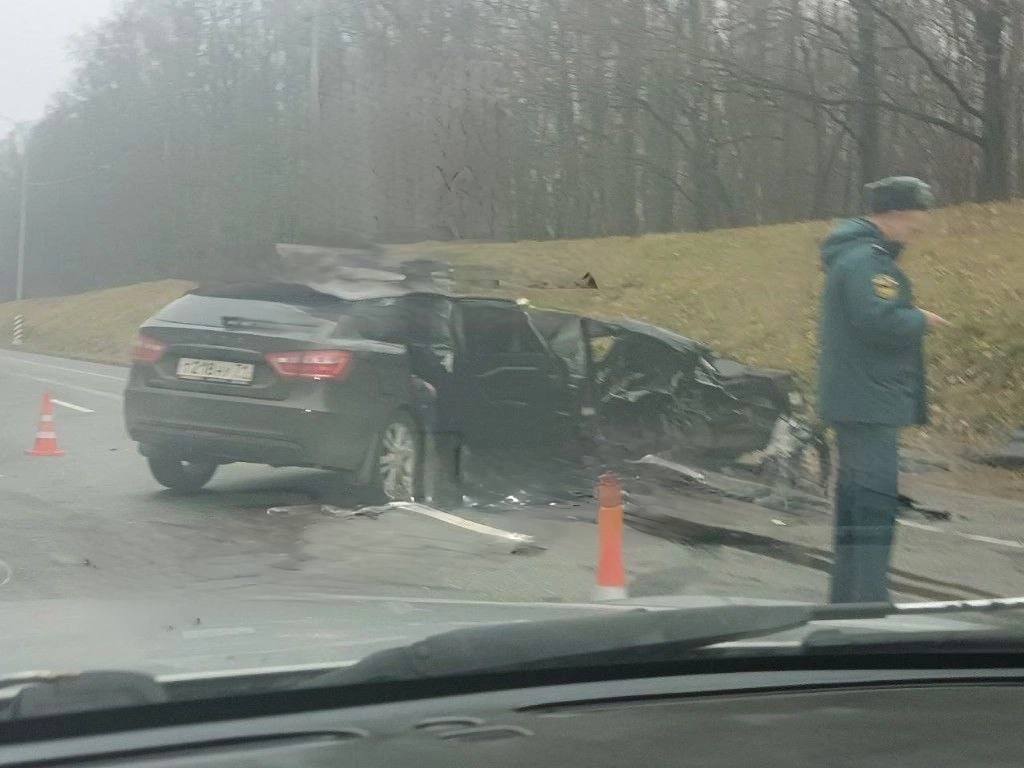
[266,504,319,517]
[627,452,831,516]
[899,494,953,522]
[627,454,706,484]
[336,505,388,519]
[510,542,548,556]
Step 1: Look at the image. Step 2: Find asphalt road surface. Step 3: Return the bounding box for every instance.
[2,347,1024,675]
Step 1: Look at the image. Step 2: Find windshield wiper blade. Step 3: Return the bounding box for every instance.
[0,671,167,720]
[307,597,1024,689]
[306,604,816,687]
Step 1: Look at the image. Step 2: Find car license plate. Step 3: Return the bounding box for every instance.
[176,358,255,384]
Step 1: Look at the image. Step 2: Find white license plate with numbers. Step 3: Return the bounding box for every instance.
[176,358,255,384]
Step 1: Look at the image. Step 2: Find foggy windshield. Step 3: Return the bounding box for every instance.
[1,0,1023,703]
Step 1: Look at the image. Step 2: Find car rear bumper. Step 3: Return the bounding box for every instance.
[124,384,380,471]
[130,421,312,466]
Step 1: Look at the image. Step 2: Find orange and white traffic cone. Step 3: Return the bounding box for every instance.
[25,393,65,457]
[594,472,627,601]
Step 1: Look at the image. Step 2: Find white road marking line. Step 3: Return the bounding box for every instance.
[955,532,1024,550]
[899,518,1024,550]
[0,353,125,381]
[8,372,121,401]
[0,560,11,588]
[51,398,95,413]
[898,520,943,533]
[393,502,535,543]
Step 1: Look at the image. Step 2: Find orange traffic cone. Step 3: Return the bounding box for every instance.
[594,472,627,601]
[25,393,65,457]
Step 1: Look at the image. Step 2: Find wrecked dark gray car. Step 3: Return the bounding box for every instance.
[125,246,828,501]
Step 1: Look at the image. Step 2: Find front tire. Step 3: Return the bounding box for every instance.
[147,457,218,493]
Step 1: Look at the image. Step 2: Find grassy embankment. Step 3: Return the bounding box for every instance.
[2,202,1022,440]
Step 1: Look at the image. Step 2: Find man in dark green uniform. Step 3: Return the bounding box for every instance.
[819,177,949,603]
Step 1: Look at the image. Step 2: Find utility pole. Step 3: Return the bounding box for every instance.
[309,0,322,127]
[5,119,105,301]
[15,129,29,301]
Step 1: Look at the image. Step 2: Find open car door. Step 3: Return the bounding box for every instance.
[453,300,577,458]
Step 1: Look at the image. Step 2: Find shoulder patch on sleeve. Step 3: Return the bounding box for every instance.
[872,274,899,300]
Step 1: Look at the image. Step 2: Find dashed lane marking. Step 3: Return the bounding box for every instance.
[0,352,126,381]
[955,531,1024,550]
[8,372,121,401]
[898,520,943,533]
[51,398,95,413]
[899,518,1024,550]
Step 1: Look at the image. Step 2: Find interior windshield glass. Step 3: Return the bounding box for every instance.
[1,0,1023,698]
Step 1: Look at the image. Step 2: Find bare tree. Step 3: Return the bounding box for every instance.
[4,0,1024,297]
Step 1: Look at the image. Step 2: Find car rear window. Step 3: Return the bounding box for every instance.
[190,282,348,305]
[157,285,449,348]
[156,282,351,333]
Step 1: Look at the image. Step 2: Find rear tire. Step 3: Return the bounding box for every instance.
[147,457,218,493]
[370,413,423,503]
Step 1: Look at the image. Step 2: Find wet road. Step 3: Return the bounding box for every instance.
[2,347,1024,674]
[0,348,701,674]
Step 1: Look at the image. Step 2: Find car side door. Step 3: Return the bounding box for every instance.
[453,301,574,456]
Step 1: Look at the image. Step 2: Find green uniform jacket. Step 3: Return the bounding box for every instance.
[818,218,928,426]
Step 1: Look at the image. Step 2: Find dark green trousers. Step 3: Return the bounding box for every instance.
[829,423,900,604]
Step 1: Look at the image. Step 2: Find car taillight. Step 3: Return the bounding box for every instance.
[131,334,167,364]
[265,350,353,380]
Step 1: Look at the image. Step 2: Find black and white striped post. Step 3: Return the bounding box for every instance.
[12,314,24,346]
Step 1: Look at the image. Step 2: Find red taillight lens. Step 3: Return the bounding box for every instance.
[131,334,167,364]
[265,350,353,380]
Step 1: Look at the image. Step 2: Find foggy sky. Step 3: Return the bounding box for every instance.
[0,0,115,123]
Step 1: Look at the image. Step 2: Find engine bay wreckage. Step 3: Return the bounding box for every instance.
[267,242,832,495]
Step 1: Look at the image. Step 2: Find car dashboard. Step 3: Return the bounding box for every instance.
[1,665,1021,767]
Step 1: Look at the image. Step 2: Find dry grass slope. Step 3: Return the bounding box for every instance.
[0,279,196,365]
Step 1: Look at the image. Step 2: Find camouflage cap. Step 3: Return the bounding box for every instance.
[864,176,935,213]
